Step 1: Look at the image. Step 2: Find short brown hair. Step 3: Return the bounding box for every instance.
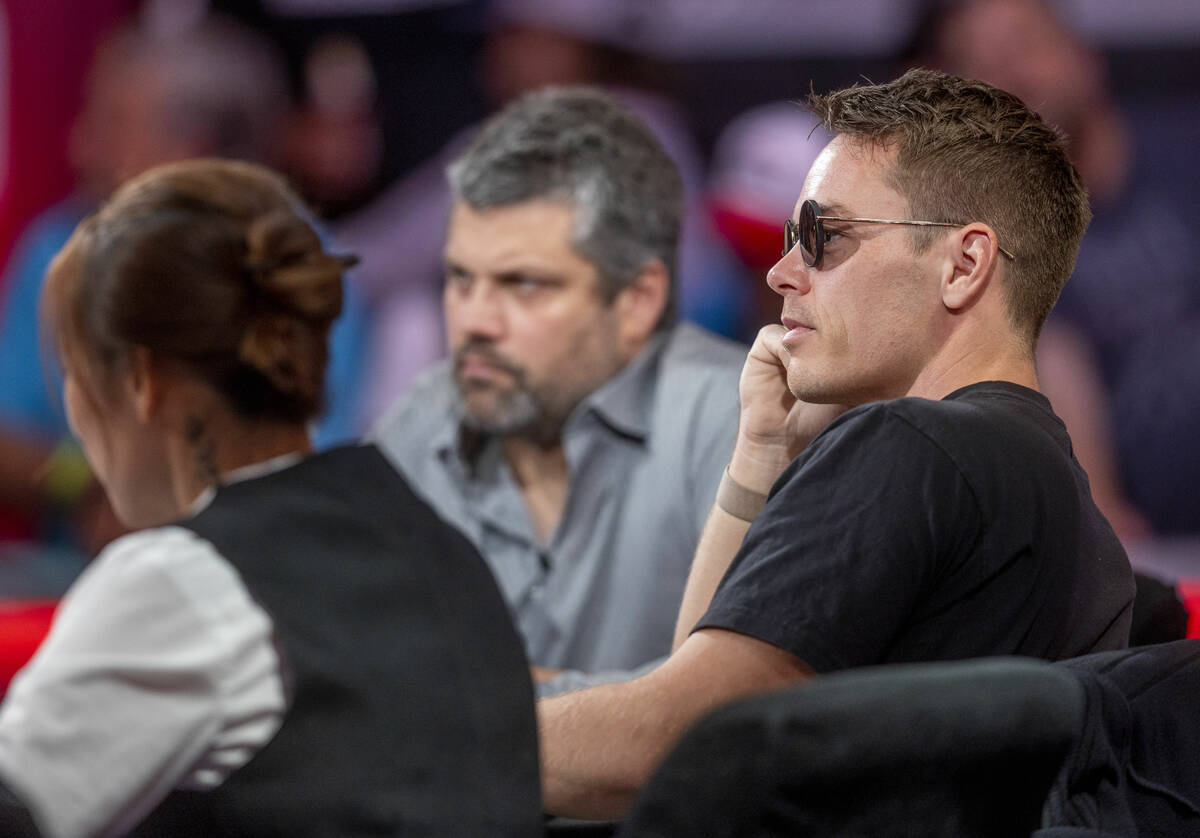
[807,68,1091,343]
[44,159,350,423]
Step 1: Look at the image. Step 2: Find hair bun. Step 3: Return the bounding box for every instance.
[244,208,349,323]
[240,208,356,410]
[238,312,323,404]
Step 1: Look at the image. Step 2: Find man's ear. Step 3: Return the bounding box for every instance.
[942,223,1003,313]
[614,260,669,350]
[124,346,164,423]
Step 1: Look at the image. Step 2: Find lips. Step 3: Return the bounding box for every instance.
[457,355,510,383]
[781,315,815,346]
[454,345,522,385]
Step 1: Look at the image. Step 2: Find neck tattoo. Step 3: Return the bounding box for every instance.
[185,414,221,487]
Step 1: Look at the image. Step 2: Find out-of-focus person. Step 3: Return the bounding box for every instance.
[338,0,747,424]
[371,86,745,696]
[0,13,369,570]
[0,158,540,837]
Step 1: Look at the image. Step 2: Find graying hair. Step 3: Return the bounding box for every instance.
[447,86,682,329]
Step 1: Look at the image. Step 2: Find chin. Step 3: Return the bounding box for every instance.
[786,370,839,405]
[462,400,506,430]
[459,383,506,416]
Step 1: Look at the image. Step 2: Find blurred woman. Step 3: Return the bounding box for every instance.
[0,160,540,837]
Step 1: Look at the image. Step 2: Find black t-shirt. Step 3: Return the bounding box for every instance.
[697,382,1134,673]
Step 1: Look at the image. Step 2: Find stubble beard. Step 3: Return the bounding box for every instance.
[460,382,553,439]
[454,345,569,444]
[453,328,626,445]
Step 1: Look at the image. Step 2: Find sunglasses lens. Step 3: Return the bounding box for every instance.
[783,219,797,257]
[799,200,819,267]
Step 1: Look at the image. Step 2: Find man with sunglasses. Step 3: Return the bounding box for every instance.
[537,68,1134,819]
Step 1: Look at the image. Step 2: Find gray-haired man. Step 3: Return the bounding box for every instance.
[371,87,745,693]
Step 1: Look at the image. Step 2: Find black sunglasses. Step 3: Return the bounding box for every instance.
[784,199,1015,268]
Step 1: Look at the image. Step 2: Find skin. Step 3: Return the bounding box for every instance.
[62,361,176,529]
[766,137,948,407]
[63,348,311,530]
[442,199,665,543]
[539,136,1034,819]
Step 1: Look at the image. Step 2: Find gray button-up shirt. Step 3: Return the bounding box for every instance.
[371,324,744,685]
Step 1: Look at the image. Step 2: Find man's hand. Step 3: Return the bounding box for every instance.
[730,325,847,493]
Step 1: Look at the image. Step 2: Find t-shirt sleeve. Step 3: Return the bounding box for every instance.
[696,404,981,673]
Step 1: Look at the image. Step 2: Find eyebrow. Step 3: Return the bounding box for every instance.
[443,259,564,284]
[815,201,854,217]
[495,268,563,284]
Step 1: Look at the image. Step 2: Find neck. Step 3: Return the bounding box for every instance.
[170,412,313,514]
[906,346,1038,402]
[503,435,569,546]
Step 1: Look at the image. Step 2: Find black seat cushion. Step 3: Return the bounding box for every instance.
[622,658,1083,838]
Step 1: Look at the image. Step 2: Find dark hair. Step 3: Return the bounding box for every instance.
[447,85,682,330]
[44,158,351,423]
[807,68,1091,343]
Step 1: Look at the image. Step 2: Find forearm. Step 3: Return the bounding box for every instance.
[538,678,673,819]
[539,630,813,819]
[673,504,751,650]
[673,321,845,648]
[673,439,789,651]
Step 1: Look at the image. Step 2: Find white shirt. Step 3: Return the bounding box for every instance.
[0,464,294,837]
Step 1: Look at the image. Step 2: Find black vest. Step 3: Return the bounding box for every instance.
[133,445,541,837]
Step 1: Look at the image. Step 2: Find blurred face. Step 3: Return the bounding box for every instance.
[766,137,944,405]
[443,200,634,441]
[69,53,198,200]
[63,360,175,528]
[482,25,593,106]
[934,0,1103,138]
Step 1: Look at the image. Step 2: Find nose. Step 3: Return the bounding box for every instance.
[448,276,506,341]
[766,250,812,298]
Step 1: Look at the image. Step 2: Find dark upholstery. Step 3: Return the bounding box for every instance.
[1129,571,1188,647]
[1037,640,1200,837]
[620,658,1084,838]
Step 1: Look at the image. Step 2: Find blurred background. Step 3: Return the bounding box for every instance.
[0,0,1197,646]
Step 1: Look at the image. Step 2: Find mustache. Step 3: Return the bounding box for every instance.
[453,340,525,380]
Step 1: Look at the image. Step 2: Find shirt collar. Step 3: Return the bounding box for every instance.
[574,329,666,441]
[188,450,306,516]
